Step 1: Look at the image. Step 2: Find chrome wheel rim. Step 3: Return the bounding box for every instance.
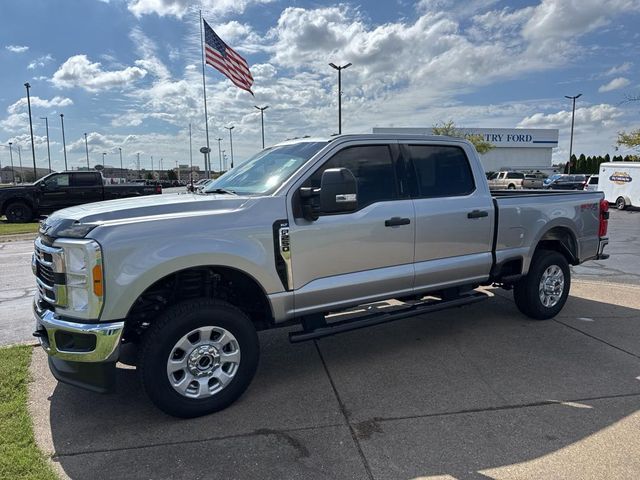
[538,265,564,308]
[166,326,241,399]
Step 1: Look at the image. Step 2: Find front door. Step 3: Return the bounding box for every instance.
[39,173,75,213]
[287,142,415,316]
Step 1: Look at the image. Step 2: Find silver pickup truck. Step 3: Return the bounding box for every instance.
[32,134,609,418]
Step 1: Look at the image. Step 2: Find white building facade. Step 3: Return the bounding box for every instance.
[372,127,559,173]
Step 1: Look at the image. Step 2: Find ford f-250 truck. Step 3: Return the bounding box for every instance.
[32,134,609,418]
[1,171,161,223]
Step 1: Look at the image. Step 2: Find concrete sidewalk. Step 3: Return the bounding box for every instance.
[29,281,640,480]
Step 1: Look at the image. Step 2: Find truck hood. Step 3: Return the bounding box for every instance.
[42,193,253,236]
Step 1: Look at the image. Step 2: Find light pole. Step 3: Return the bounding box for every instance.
[118,147,123,176]
[8,142,15,183]
[222,150,227,170]
[254,105,269,149]
[102,152,106,167]
[40,117,52,172]
[60,114,68,170]
[17,145,23,183]
[151,155,154,177]
[225,126,235,169]
[217,138,222,172]
[84,133,90,170]
[329,62,352,135]
[24,82,38,179]
[565,93,582,174]
[189,123,193,185]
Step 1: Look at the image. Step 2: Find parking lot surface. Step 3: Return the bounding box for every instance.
[29,280,640,479]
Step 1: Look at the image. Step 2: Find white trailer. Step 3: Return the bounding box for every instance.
[599,162,640,210]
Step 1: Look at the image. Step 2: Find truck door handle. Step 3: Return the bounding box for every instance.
[467,210,489,219]
[385,217,411,227]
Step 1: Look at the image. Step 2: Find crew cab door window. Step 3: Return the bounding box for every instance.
[407,145,475,197]
[308,145,397,211]
[71,172,100,186]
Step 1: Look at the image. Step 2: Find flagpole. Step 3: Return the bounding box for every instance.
[200,9,211,179]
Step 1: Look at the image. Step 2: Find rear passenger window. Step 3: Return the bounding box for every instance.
[309,145,397,209]
[407,145,475,197]
[72,173,99,187]
[506,172,524,179]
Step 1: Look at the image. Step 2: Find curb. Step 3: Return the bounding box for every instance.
[0,233,38,243]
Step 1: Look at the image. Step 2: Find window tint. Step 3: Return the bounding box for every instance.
[506,172,524,179]
[45,174,70,187]
[72,173,99,186]
[406,145,475,198]
[589,176,599,185]
[309,145,397,209]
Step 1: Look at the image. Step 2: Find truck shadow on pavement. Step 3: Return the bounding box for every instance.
[42,291,640,480]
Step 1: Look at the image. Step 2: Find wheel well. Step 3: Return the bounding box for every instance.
[536,227,578,265]
[122,266,274,344]
[1,197,34,216]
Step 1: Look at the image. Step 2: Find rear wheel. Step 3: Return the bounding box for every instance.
[4,201,33,223]
[513,250,570,320]
[139,299,259,418]
[508,184,516,190]
[616,197,627,210]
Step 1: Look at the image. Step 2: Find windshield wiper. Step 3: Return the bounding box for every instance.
[207,188,237,195]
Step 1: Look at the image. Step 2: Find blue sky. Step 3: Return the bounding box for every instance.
[1,0,639,173]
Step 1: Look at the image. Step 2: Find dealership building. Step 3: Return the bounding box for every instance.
[372,127,560,173]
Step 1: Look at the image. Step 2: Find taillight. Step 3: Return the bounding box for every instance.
[156,185,162,194]
[599,199,609,237]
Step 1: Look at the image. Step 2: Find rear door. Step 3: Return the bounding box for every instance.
[70,172,103,204]
[287,141,415,315]
[403,142,494,293]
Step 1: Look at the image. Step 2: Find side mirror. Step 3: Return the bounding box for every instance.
[319,168,358,214]
[299,168,358,221]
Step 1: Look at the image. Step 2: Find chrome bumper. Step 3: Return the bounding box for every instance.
[34,303,123,363]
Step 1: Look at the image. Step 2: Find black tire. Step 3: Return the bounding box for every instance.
[4,201,33,223]
[508,184,516,190]
[139,299,259,418]
[513,250,570,320]
[616,197,627,211]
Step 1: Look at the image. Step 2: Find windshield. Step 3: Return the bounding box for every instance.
[205,141,327,195]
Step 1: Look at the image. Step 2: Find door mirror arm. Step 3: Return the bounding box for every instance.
[299,186,321,221]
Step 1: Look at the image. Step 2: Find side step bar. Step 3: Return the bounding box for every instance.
[289,291,489,343]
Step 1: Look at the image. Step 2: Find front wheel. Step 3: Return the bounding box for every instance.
[4,201,33,223]
[139,299,259,418]
[513,250,570,320]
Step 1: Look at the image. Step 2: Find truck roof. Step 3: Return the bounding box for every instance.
[274,133,471,147]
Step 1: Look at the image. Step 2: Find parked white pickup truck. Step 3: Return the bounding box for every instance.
[488,170,525,190]
[32,134,609,417]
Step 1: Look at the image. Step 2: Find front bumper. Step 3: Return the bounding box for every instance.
[34,302,123,393]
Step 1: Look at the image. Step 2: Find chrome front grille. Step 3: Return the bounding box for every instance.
[33,237,65,307]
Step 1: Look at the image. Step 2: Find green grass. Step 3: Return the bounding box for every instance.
[0,345,58,480]
[0,217,39,236]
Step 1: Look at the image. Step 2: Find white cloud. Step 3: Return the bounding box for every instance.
[27,54,54,70]
[127,0,273,19]
[5,45,29,53]
[51,55,147,92]
[518,104,624,129]
[7,96,73,115]
[605,62,633,76]
[598,77,631,92]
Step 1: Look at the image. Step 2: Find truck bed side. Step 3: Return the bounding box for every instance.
[491,190,604,277]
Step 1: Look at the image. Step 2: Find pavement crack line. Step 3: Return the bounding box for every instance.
[313,339,375,480]
[366,391,640,425]
[52,422,344,459]
[553,318,640,360]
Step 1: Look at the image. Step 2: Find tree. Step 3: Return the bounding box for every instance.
[144,172,153,180]
[167,169,177,181]
[617,130,640,152]
[432,121,494,154]
[577,154,586,173]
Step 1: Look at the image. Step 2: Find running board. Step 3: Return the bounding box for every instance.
[288,291,489,343]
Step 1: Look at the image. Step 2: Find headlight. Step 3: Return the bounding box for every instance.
[54,238,104,320]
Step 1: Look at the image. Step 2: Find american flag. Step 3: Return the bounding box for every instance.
[203,19,254,94]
